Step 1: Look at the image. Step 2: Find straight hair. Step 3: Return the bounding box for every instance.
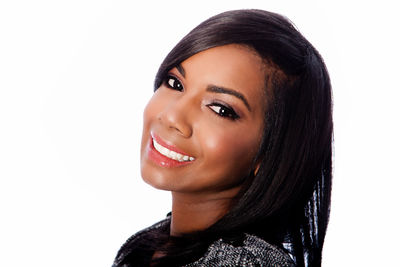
[117,9,332,267]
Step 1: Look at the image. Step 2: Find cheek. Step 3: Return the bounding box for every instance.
[141,94,160,150]
[142,101,152,138]
[143,93,160,121]
[142,101,153,129]
[142,91,164,131]
[201,124,260,170]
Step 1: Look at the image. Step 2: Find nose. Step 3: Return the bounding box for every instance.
[158,96,193,138]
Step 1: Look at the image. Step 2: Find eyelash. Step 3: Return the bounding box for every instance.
[207,103,239,120]
[164,74,184,91]
[163,74,240,120]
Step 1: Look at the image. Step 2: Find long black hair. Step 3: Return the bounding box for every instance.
[117,9,332,267]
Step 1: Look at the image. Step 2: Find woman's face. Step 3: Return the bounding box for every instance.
[141,44,266,196]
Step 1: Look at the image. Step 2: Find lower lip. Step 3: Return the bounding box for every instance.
[147,138,194,168]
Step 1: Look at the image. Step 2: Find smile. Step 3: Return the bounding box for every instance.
[152,138,195,162]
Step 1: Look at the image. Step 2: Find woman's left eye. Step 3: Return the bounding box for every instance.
[208,103,239,120]
[164,75,183,91]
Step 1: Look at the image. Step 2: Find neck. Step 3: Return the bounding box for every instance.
[170,187,240,236]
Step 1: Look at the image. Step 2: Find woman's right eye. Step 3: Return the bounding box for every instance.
[164,75,183,91]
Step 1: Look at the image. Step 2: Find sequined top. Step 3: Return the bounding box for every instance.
[113,217,295,267]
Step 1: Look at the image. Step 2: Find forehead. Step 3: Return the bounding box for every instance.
[180,44,266,110]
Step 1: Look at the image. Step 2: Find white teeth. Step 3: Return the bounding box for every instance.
[153,138,194,162]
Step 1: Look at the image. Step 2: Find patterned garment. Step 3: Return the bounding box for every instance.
[113,217,295,267]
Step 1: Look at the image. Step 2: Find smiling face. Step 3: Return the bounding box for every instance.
[141,44,266,197]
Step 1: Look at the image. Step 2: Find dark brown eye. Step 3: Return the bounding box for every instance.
[165,75,183,91]
[208,103,239,120]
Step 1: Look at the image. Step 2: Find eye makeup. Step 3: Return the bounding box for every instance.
[163,67,246,121]
[206,101,239,120]
[164,74,184,91]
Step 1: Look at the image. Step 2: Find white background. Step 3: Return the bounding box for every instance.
[0,1,399,266]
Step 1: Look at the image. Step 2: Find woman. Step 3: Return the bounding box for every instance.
[113,9,332,267]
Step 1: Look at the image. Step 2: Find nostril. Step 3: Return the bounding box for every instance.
[158,106,193,138]
[167,119,192,138]
[174,124,192,138]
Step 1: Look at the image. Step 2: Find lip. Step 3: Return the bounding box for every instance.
[147,132,195,167]
[151,132,192,156]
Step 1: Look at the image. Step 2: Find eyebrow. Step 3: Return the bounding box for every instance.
[207,85,251,111]
[176,64,186,78]
[175,64,251,111]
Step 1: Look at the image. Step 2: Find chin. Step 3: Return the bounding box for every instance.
[141,168,174,191]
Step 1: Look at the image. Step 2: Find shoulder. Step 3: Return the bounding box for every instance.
[185,234,295,267]
[113,217,170,266]
[121,217,170,247]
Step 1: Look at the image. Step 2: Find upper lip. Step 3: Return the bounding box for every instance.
[150,132,193,157]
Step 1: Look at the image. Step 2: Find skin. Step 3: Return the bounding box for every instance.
[141,44,266,236]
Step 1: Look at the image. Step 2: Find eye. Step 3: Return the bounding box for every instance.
[164,74,183,91]
[207,103,239,120]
